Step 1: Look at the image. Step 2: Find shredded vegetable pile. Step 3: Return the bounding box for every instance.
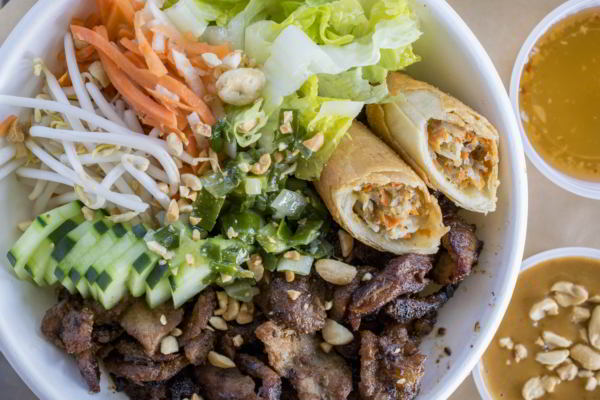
[0,0,422,302]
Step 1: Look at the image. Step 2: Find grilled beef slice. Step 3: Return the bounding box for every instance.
[431,215,483,285]
[119,300,184,354]
[383,285,456,324]
[348,255,432,330]
[359,326,425,400]
[255,275,326,334]
[256,320,352,400]
[184,330,216,365]
[236,353,282,400]
[180,289,216,344]
[104,353,189,384]
[194,365,258,400]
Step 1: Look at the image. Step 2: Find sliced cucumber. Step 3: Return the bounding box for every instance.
[169,253,213,308]
[89,229,139,307]
[71,222,129,296]
[28,215,84,285]
[126,245,160,297]
[145,274,172,309]
[56,214,112,297]
[8,201,82,279]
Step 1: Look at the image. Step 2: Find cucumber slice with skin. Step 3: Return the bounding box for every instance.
[72,222,130,296]
[8,201,83,279]
[127,245,160,297]
[28,215,84,285]
[88,228,139,304]
[145,274,172,309]
[169,253,214,308]
[56,214,112,297]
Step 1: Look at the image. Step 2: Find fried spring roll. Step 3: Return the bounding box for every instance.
[315,122,448,255]
[367,73,500,213]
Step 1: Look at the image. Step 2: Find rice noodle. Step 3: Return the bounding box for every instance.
[115,100,126,118]
[122,154,171,209]
[34,182,59,215]
[85,82,127,127]
[123,109,144,133]
[0,96,180,186]
[16,168,75,186]
[0,145,16,165]
[0,158,26,181]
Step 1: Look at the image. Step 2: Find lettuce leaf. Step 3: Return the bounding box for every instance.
[318,67,402,104]
[276,76,363,180]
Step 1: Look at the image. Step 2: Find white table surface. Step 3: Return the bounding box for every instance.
[2,0,599,399]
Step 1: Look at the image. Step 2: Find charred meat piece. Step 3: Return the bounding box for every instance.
[255,275,326,334]
[432,191,459,221]
[41,299,74,349]
[180,289,216,344]
[184,330,216,365]
[330,266,377,323]
[219,318,265,359]
[431,216,483,285]
[383,285,456,324]
[169,373,200,400]
[410,311,439,339]
[93,324,123,344]
[350,241,394,266]
[256,321,352,400]
[75,350,101,393]
[359,326,425,400]
[348,255,432,330]
[83,296,132,325]
[119,300,184,354]
[114,377,168,400]
[236,353,282,400]
[61,307,95,354]
[194,365,258,400]
[104,353,189,384]
[114,338,180,364]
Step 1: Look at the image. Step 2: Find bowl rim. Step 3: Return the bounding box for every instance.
[0,0,528,399]
[509,0,600,200]
[472,246,600,400]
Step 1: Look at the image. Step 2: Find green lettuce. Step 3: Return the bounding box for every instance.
[279,76,363,180]
[318,67,402,104]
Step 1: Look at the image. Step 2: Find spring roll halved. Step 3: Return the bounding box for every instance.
[367,73,500,213]
[315,122,448,255]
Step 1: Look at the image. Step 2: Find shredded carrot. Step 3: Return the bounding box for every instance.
[123,51,146,68]
[146,88,195,113]
[131,0,144,11]
[379,189,390,206]
[95,26,178,130]
[0,115,17,136]
[181,33,231,58]
[134,11,168,77]
[58,72,72,87]
[76,45,98,62]
[120,37,142,56]
[85,13,101,28]
[96,0,135,39]
[118,27,136,40]
[71,25,215,125]
[381,215,404,230]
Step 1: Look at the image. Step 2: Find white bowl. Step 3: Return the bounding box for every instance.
[472,247,600,400]
[0,0,528,399]
[510,0,600,200]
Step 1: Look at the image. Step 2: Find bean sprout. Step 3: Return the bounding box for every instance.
[16,168,75,186]
[85,82,127,127]
[34,182,59,215]
[0,145,16,165]
[64,33,96,129]
[123,109,144,133]
[0,158,26,181]
[122,154,171,209]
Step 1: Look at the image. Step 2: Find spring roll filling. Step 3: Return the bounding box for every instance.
[353,183,428,240]
[427,120,496,190]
